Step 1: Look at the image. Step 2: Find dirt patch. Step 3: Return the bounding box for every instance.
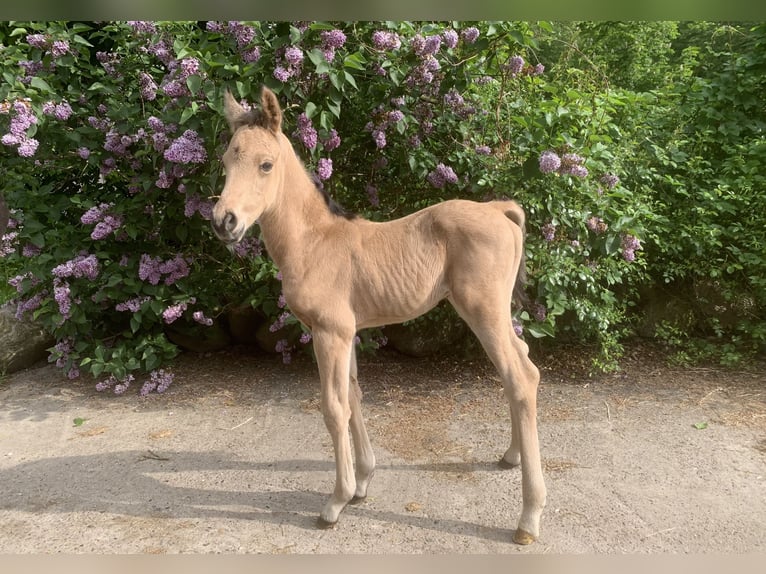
[1,344,765,553]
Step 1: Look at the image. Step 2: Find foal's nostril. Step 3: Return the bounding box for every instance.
[223,211,237,232]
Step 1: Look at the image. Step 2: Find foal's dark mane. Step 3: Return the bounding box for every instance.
[310,173,357,221]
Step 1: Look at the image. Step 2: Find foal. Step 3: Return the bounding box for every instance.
[211,87,546,544]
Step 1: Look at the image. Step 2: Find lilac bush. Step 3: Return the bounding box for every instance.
[0,21,651,386]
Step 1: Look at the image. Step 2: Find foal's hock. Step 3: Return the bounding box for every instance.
[211,86,546,545]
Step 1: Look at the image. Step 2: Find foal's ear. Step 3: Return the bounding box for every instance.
[223,89,248,132]
[260,86,282,134]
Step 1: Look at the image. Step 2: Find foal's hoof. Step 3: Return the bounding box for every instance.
[512,528,536,545]
[498,457,520,470]
[316,516,337,530]
[349,495,367,505]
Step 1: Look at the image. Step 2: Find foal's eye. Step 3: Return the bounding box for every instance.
[260,161,273,173]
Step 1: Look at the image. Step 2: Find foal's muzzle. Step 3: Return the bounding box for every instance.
[211,210,241,244]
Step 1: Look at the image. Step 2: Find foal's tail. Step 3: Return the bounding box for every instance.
[500,200,529,311]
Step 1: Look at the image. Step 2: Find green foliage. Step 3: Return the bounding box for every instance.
[0,20,763,392]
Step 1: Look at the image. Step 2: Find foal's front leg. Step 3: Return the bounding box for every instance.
[312,329,356,527]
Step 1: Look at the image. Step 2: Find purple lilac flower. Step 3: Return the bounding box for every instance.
[541,222,556,242]
[54,101,73,120]
[179,57,201,78]
[444,89,465,111]
[461,27,480,44]
[296,113,318,150]
[147,38,173,66]
[372,30,401,51]
[162,301,189,324]
[138,253,190,285]
[17,59,43,83]
[269,311,292,333]
[299,332,312,345]
[161,78,189,98]
[322,129,341,152]
[115,296,150,312]
[273,66,293,83]
[90,215,123,240]
[242,47,261,63]
[226,21,256,48]
[51,40,70,58]
[138,72,158,100]
[506,55,525,75]
[475,145,492,156]
[81,203,111,225]
[53,280,72,319]
[621,234,642,262]
[193,310,214,326]
[139,254,163,285]
[231,236,262,258]
[284,46,304,66]
[600,173,620,189]
[512,319,523,337]
[140,369,174,396]
[22,243,41,257]
[442,29,459,49]
[559,153,588,177]
[534,63,545,75]
[77,147,90,159]
[113,374,135,395]
[164,130,207,164]
[8,272,37,293]
[1,231,18,257]
[15,293,44,320]
[366,184,380,207]
[539,150,561,174]
[26,34,48,49]
[51,254,100,280]
[316,158,333,181]
[127,21,157,35]
[104,130,132,156]
[275,339,294,364]
[159,254,192,285]
[87,115,110,132]
[427,163,458,189]
[372,129,386,149]
[184,194,214,220]
[322,29,347,49]
[586,216,607,234]
[96,51,120,76]
[2,101,39,156]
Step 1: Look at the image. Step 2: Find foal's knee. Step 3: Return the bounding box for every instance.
[321,400,351,434]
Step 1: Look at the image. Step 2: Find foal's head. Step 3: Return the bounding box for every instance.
[211,87,284,245]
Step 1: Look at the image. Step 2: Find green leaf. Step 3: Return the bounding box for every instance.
[692,422,708,430]
[73,417,87,427]
[343,71,358,90]
[72,34,94,47]
[186,74,202,95]
[30,77,53,93]
[343,52,367,71]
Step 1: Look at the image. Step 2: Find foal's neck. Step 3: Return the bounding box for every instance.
[257,139,341,278]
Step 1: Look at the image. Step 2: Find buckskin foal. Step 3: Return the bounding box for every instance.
[211,87,546,545]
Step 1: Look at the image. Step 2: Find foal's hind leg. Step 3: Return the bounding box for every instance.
[348,348,376,503]
[449,295,546,545]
